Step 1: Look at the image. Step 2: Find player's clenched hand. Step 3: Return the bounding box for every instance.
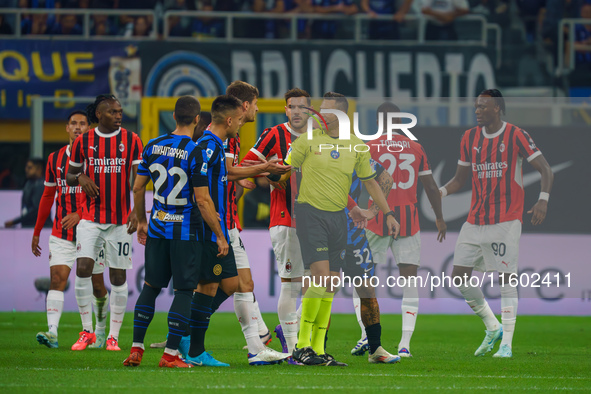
[127,211,138,234]
[527,200,547,226]
[387,215,400,239]
[436,218,447,242]
[348,206,368,229]
[61,212,80,230]
[269,180,286,190]
[78,174,99,199]
[238,179,256,189]
[137,220,148,245]
[265,159,291,175]
[216,238,229,258]
[31,235,41,257]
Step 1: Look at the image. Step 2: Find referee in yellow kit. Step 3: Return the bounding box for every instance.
[282,92,400,366]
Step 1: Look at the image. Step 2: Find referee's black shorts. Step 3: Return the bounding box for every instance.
[294,202,347,272]
[200,240,238,282]
[144,237,201,290]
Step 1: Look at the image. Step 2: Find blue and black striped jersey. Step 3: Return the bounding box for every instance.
[138,134,203,241]
[195,130,229,243]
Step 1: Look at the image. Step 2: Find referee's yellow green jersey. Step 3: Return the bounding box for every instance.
[284,129,376,212]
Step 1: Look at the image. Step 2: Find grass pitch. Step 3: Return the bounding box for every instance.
[1,312,589,392]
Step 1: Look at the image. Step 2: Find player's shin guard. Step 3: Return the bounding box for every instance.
[459,283,500,331]
[92,292,109,336]
[297,285,326,349]
[311,291,334,355]
[400,277,419,350]
[46,290,64,336]
[500,284,518,347]
[278,282,301,353]
[167,289,192,352]
[189,292,214,357]
[132,284,160,344]
[108,282,128,340]
[75,276,93,332]
[211,287,230,313]
[352,288,366,339]
[235,292,265,354]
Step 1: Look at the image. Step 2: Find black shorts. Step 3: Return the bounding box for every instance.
[295,203,347,272]
[144,237,201,290]
[200,240,238,282]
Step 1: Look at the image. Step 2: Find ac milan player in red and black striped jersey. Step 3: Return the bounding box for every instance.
[31,110,108,349]
[67,95,143,352]
[241,88,310,356]
[441,89,554,357]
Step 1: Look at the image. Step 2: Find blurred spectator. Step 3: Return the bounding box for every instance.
[21,13,49,35]
[420,0,470,40]
[311,0,358,39]
[284,0,312,38]
[574,2,591,64]
[251,0,285,38]
[361,0,413,40]
[91,14,115,35]
[192,0,245,38]
[47,13,82,34]
[60,0,89,7]
[0,13,13,34]
[242,177,271,229]
[164,0,192,37]
[4,158,50,229]
[515,0,545,41]
[471,0,509,27]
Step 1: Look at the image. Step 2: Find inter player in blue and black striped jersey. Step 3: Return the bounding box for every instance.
[124,96,205,368]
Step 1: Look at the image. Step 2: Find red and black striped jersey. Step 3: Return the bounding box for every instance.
[458,122,541,225]
[43,145,83,241]
[242,123,302,228]
[224,133,242,231]
[70,127,143,225]
[366,134,432,237]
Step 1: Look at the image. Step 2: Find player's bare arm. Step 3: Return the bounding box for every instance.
[362,178,400,238]
[31,183,57,257]
[420,174,447,242]
[441,164,471,196]
[527,154,554,226]
[132,173,151,245]
[194,186,229,257]
[126,164,140,235]
[227,159,291,181]
[364,170,394,219]
[66,164,99,199]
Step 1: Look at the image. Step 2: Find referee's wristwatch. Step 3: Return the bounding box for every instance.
[385,210,396,219]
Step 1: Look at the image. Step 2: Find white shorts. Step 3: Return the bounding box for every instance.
[366,230,421,266]
[453,220,521,274]
[76,220,133,270]
[229,227,250,270]
[270,225,304,279]
[49,235,105,274]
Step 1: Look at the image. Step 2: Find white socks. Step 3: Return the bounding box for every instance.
[75,276,93,332]
[459,283,500,331]
[278,281,301,353]
[92,292,109,336]
[500,284,518,347]
[108,282,128,340]
[352,288,366,339]
[252,299,269,337]
[234,292,265,354]
[400,277,419,350]
[46,290,64,336]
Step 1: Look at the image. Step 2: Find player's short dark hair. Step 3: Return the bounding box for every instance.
[284,88,311,104]
[85,94,119,124]
[67,110,89,124]
[226,81,259,103]
[323,91,349,113]
[174,96,201,126]
[479,88,506,115]
[211,95,243,124]
[193,111,212,142]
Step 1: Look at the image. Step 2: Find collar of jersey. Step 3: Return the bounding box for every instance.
[95,126,121,138]
[66,145,71,157]
[284,122,304,138]
[203,129,223,146]
[482,121,507,139]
